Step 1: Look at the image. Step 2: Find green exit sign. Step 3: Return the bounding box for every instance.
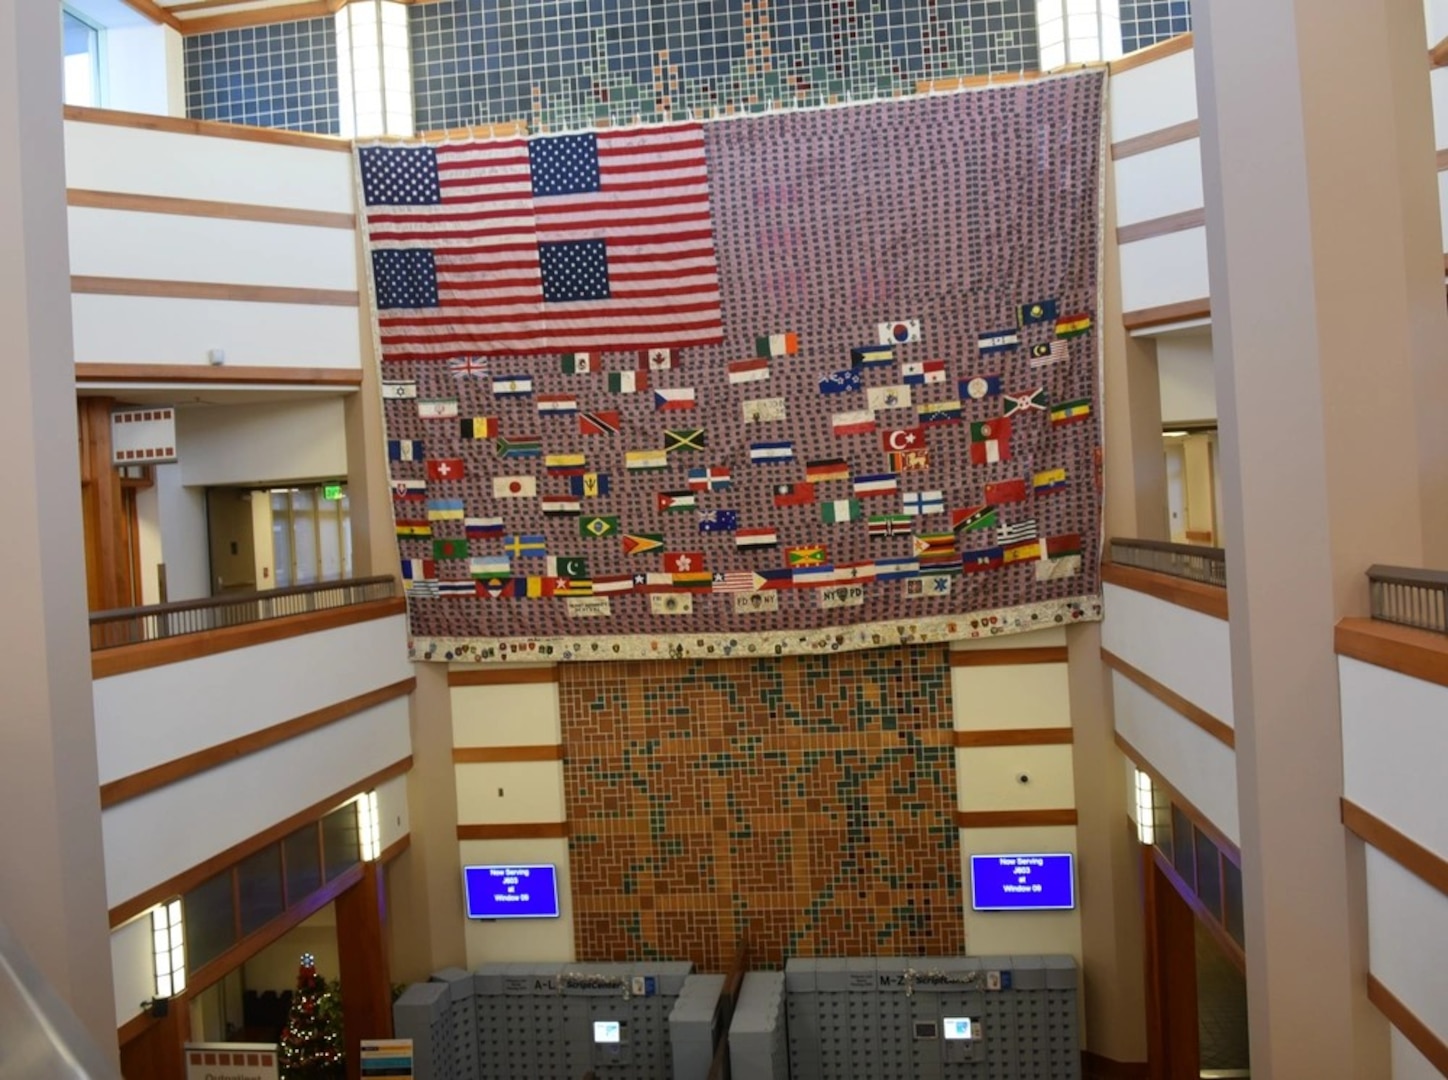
[323,483,344,501]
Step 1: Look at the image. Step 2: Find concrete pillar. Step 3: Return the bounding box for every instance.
[1195,0,1448,1073]
[0,0,118,1058]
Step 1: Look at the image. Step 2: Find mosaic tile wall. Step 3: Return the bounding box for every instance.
[560,646,962,972]
[183,18,340,134]
[409,0,1039,132]
[1118,0,1191,54]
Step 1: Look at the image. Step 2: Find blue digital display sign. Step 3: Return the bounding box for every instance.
[970,853,1076,911]
[463,864,561,919]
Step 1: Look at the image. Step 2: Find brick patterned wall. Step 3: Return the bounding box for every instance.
[560,646,962,971]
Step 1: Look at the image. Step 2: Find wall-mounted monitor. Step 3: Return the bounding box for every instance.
[943,1017,974,1041]
[593,1021,621,1044]
[970,853,1076,911]
[462,864,561,919]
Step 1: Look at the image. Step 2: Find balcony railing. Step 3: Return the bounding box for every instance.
[89,575,399,651]
[1367,565,1448,636]
[1108,537,1227,587]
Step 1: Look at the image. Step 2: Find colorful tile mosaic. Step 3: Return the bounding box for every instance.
[184,18,341,134]
[1118,0,1192,54]
[560,646,963,971]
[409,0,1040,133]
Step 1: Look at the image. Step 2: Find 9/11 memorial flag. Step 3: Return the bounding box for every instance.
[359,124,722,357]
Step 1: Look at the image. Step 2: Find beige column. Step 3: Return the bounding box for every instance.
[1195,0,1448,1074]
[0,0,118,1058]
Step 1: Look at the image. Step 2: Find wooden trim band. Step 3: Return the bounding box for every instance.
[118,0,182,30]
[954,728,1074,748]
[1432,36,1448,69]
[1111,119,1198,160]
[458,822,570,840]
[92,597,405,679]
[108,755,412,927]
[182,1,347,35]
[72,276,358,307]
[1334,617,1448,690]
[1101,561,1229,620]
[184,861,364,999]
[1115,731,1241,865]
[950,646,1068,667]
[77,363,362,387]
[1342,799,1448,900]
[1116,207,1205,246]
[449,666,558,686]
[1101,647,1235,748]
[118,1006,163,1044]
[378,833,411,866]
[1122,297,1211,332]
[1437,149,1448,173]
[1108,33,1193,74]
[68,189,355,230]
[64,104,351,153]
[100,678,415,809]
[454,745,564,764]
[1367,974,1448,1077]
[954,809,1078,828]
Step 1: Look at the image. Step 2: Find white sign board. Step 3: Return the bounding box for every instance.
[184,1042,279,1080]
[111,407,177,465]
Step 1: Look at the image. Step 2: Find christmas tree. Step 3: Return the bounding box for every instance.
[278,953,344,1079]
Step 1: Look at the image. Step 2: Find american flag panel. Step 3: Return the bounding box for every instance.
[364,73,1107,662]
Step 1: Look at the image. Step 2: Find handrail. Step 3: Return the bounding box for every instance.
[0,918,122,1078]
[88,575,398,650]
[1108,537,1226,587]
[1367,564,1448,636]
[706,936,751,1080]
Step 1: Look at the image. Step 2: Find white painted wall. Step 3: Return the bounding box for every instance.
[1101,582,1234,727]
[1118,227,1211,312]
[375,772,410,854]
[102,695,411,909]
[102,23,183,117]
[1107,49,1198,143]
[64,121,354,213]
[242,909,341,991]
[452,678,562,745]
[71,293,362,370]
[460,836,575,967]
[152,461,209,602]
[93,614,411,783]
[1392,1026,1442,1080]
[959,825,1082,961]
[176,398,349,488]
[1366,849,1448,1059]
[134,477,163,605]
[68,210,359,292]
[1340,657,1448,858]
[957,745,1076,812]
[1113,139,1204,226]
[456,762,566,824]
[110,915,155,1028]
[1427,0,1448,47]
[1157,328,1217,424]
[1111,675,1239,845]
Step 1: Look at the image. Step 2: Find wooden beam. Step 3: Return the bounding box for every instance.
[1100,561,1229,620]
[1100,647,1235,749]
[953,728,1074,747]
[1108,33,1193,75]
[117,0,183,30]
[1116,207,1206,246]
[1335,617,1448,690]
[1367,974,1448,1077]
[64,104,350,152]
[68,189,354,230]
[1110,119,1199,161]
[1341,799,1448,900]
[92,596,405,679]
[1431,35,1448,68]
[72,276,358,307]
[949,645,1069,666]
[100,679,415,808]
[448,666,558,686]
[1121,297,1211,332]
[453,745,564,763]
[457,822,570,840]
[76,363,362,387]
[953,808,1078,828]
[181,1,343,35]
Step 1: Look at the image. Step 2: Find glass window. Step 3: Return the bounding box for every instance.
[282,825,322,904]
[290,488,319,584]
[270,491,293,588]
[321,803,361,881]
[1195,829,1223,920]
[237,845,285,937]
[183,870,237,972]
[61,9,102,107]
[1222,857,1245,945]
[1171,805,1195,891]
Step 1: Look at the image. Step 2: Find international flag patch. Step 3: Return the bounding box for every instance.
[853,473,899,498]
[537,394,579,415]
[491,376,533,397]
[664,429,706,453]
[916,400,962,425]
[902,490,944,516]
[749,440,794,463]
[805,458,851,483]
[642,347,677,370]
[381,379,417,400]
[654,387,697,410]
[1033,468,1068,495]
[961,375,1002,401]
[698,509,739,533]
[820,499,861,524]
[728,358,771,384]
[687,466,732,491]
[820,370,864,394]
[1055,313,1093,338]
[502,534,547,558]
[561,352,594,374]
[977,330,1019,354]
[657,490,697,512]
[387,438,424,461]
[984,478,1027,505]
[418,399,459,419]
[607,371,648,393]
[736,527,779,549]
[832,410,876,437]
[494,435,542,459]
[625,449,668,471]
[851,344,895,367]
[622,532,664,555]
[878,319,920,345]
[568,473,610,498]
[578,411,621,436]
[426,458,465,482]
[774,482,816,507]
[459,417,497,440]
[868,514,913,538]
[952,505,998,533]
[901,358,946,385]
[1017,299,1059,326]
[447,356,490,379]
[465,516,503,537]
[1050,399,1092,425]
[1029,341,1068,367]
[545,453,586,475]
[541,494,582,515]
[787,545,827,567]
[755,332,798,357]
[492,475,536,498]
[580,515,619,538]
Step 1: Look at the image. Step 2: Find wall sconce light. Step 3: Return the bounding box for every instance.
[1134,767,1155,846]
[357,789,381,861]
[151,899,185,1000]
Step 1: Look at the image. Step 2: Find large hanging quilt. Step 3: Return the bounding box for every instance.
[359,71,1106,661]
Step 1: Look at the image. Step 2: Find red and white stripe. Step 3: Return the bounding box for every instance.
[368,125,721,357]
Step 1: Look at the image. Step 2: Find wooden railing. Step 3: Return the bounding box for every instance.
[89,575,398,650]
[1368,564,1448,636]
[1108,537,1227,587]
